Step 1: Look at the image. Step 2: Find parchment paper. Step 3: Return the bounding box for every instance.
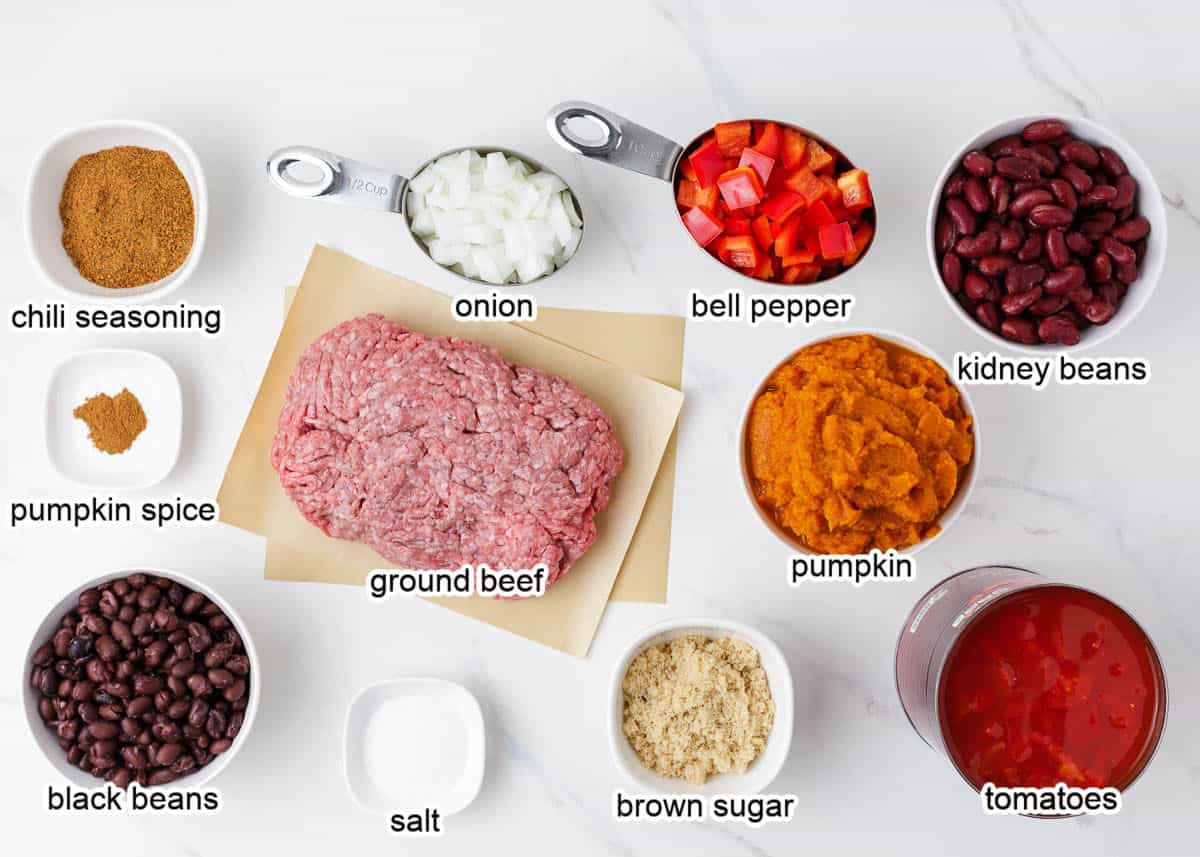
[219,246,683,656]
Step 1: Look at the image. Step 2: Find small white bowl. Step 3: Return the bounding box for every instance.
[609,617,794,795]
[738,329,980,557]
[928,114,1167,353]
[45,348,182,490]
[344,677,485,815]
[22,567,260,789]
[26,119,208,302]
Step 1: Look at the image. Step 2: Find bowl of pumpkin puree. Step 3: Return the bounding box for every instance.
[741,332,978,556]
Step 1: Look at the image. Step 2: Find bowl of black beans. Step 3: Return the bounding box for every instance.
[24,568,258,789]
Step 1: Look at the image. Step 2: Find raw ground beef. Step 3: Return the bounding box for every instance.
[270,314,624,587]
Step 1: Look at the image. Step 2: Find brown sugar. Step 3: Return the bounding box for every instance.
[73,389,148,454]
[59,146,194,288]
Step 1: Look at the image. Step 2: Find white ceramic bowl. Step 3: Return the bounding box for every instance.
[927,114,1167,353]
[344,677,485,815]
[738,328,980,557]
[26,119,208,302]
[45,348,182,489]
[609,617,794,795]
[23,567,259,788]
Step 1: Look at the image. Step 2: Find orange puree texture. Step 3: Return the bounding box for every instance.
[747,335,974,554]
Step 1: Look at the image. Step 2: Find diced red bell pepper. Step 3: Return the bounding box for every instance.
[803,199,836,230]
[805,138,835,173]
[842,223,875,266]
[738,147,775,186]
[783,167,826,207]
[761,190,806,222]
[714,120,752,158]
[688,138,727,189]
[716,166,764,210]
[750,254,775,280]
[751,214,774,251]
[773,213,806,258]
[681,205,724,248]
[819,174,840,204]
[754,122,783,159]
[781,127,808,170]
[818,221,856,258]
[782,262,822,284]
[678,156,697,183]
[725,216,752,236]
[714,234,762,268]
[837,168,873,211]
[676,179,719,212]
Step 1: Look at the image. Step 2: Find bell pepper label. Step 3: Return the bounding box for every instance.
[687,289,854,328]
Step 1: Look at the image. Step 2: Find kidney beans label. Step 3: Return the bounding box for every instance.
[688,289,854,328]
[614,791,799,827]
[954,352,1150,390]
[790,549,914,588]
[46,783,221,814]
[981,784,1122,816]
[8,496,219,530]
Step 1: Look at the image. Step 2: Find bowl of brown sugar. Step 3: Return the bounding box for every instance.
[26,120,208,302]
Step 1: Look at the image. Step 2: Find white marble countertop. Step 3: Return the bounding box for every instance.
[2,1,1197,854]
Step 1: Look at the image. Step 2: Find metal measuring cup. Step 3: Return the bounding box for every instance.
[544,100,876,285]
[266,145,584,286]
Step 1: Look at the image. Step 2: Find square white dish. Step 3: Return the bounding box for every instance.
[344,677,485,816]
[45,348,182,489]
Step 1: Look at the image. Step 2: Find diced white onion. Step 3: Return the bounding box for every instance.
[408,149,583,283]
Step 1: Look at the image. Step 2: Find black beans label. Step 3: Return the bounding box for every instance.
[981,783,1121,816]
[367,564,549,599]
[614,791,797,827]
[8,497,219,529]
[46,783,221,814]
[791,549,914,587]
[688,288,854,327]
[389,807,444,836]
[954,351,1150,391]
[8,301,224,337]
[451,291,536,322]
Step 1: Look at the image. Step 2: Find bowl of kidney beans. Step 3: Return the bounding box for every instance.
[929,115,1167,351]
[24,569,258,789]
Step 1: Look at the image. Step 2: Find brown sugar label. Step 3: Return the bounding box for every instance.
[613,791,798,827]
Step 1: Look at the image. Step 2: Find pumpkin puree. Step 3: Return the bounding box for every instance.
[747,335,974,554]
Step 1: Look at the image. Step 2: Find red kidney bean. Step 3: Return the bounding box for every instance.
[945,169,967,197]
[988,176,1011,215]
[1099,282,1124,305]
[976,301,1001,331]
[996,156,1042,181]
[945,198,978,235]
[1028,204,1074,227]
[1017,231,1044,262]
[1100,235,1135,266]
[941,253,963,292]
[1002,286,1044,315]
[1110,174,1137,209]
[1059,139,1100,168]
[998,226,1022,253]
[1015,145,1056,175]
[1089,252,1112,283]
[1022,119,1067,142]
[1081,211,1117,239]
[1043,265,1086,295]
[1010,189,1054,218]
[964,270,992,301]
[1081,184,1117,206]
[987,135,1022,157]
[964,176,990,213]
[1063,231,1092,257]
[936,214,956,254]
[963,150,994,176]
[1098,146,1127,177]
[1001,316,1040,343]
[955,231,999,259]
[1116,261,1139,284]
[1047,178,1077,211]
[1083,299,1118,324]
[1030,294,1069,316]
[978,255,1016,277]
[1038,314,1082,345]
[1004,264,1045,294]
[1044,229,1069,269]
[1059,163,1094,194]
[1067,285,1095,308]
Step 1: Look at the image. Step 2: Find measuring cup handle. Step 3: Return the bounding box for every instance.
[545,101,682,182]
[266,146,407,213]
